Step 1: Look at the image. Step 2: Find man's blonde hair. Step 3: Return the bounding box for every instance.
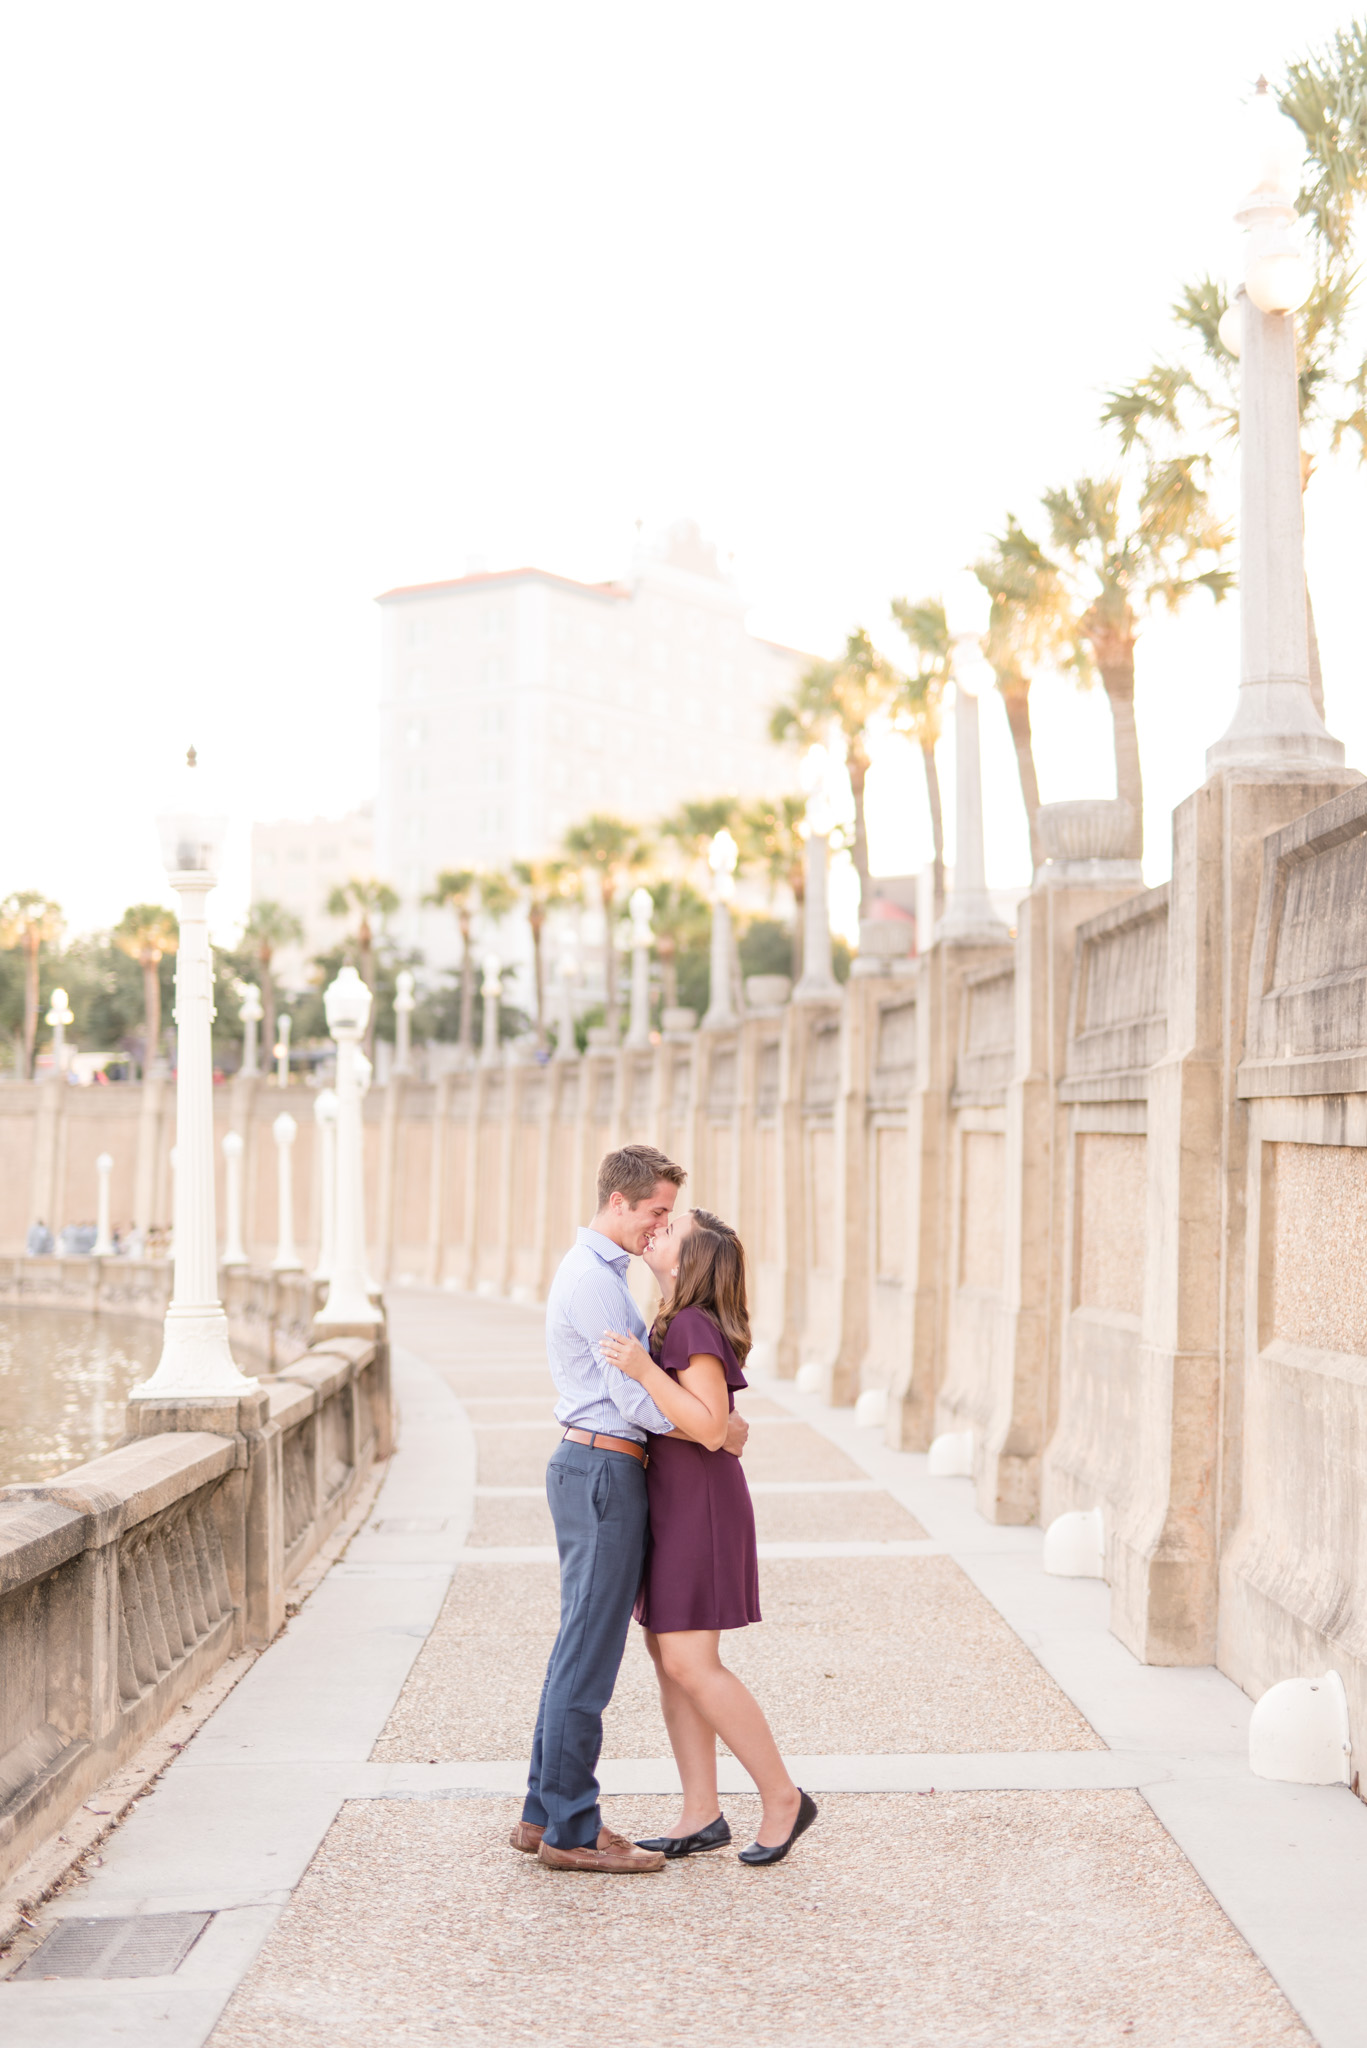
[596,1144,686,1211]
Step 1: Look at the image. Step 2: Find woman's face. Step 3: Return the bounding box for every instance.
[643,1209,692,1290]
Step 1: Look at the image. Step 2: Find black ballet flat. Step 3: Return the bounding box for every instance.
[635,1813,732,1858]
[737,1790,818,1866]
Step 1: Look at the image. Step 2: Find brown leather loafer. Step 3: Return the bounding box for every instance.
[509,1821,545,1854]
[537,1826,666,1873]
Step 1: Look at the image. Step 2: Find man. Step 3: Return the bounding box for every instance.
[511,1143,749,1873]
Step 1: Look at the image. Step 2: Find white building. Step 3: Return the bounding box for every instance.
[374,522,810,964]
[248,805,376,991]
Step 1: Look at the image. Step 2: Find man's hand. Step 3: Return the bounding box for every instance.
[722,1409,749,1459]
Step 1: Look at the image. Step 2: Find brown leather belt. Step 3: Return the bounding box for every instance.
[562,1427,647,1465]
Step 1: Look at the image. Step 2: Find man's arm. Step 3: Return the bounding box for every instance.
[565,1270,675,1434]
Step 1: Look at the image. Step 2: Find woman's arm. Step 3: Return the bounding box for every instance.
[600,1330,730,1451]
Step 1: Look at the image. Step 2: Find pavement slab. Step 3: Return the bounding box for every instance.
[209,1791,1311,2048]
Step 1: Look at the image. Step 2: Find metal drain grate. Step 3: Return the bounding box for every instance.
[15,1912,212,1979]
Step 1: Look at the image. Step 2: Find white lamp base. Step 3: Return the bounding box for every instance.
[129,1306,259,1400]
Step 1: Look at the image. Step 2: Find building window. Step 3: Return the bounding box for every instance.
[483,657,504,686]
[481,757,506,786]
[478,805,506,835]
[408,669,428,696]
[288,846,308,865]
[483,608,505,638]
[319,844,339,862]
[651,641,667,671]
[407,766,426,794]
[406,817,425,847]
[478,703,506,736]
[553,614,568,643]
[406,618,429,647]
[405,721,425,747]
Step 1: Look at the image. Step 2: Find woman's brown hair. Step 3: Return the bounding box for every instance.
[655,1207,752,1367]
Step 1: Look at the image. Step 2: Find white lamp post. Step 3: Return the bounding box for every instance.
[131,750,258,1401]
[312,1088,338,1280]
[239,983,263,1077]
[46,987,74,1080]
[626,887,654,1047]
[1207,79,1343,774]
[793,749,840,1000]
[702,830,739,1027]
[221,1129,247,1267]
[315,966,381,1328]
[93,1152,114,1256]
[393,969,415,1075]
[554,934,579,1061]
[936,575,1012,941]
[274,1011,292,1089]
[271,1112,302,1271]
[480,955,503,1067]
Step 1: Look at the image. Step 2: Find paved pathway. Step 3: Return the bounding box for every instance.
[6,1290,1367,2045]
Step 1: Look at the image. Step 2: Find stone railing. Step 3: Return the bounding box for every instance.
[0,1329,391,1886]
[0,1257,325,1368]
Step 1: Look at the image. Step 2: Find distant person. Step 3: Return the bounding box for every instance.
[511,1144,749,1875]
[601,1209,818,1867]
[25,1220,54,1256]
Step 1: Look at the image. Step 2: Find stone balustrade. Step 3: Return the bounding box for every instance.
[0,1326,391,1885]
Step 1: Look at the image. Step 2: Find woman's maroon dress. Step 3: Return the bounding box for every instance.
[633,1306,762,1633]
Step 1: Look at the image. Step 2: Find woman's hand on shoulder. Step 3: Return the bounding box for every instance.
[600,1329,654,1383]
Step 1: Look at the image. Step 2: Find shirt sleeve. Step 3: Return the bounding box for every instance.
[565,1266,675,1435]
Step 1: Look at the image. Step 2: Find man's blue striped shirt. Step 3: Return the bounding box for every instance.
[545,1227,674,1442]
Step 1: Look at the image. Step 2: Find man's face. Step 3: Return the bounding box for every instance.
[613,1180,679,1255]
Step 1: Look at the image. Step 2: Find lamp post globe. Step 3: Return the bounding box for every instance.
[1238,78,1313,316]
[132,748,257,1402]
[238,982,263,1077]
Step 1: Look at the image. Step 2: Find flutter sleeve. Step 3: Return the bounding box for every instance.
[661,1306,748,1392]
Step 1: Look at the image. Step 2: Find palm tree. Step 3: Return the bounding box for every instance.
[889,598,951,920]
[562,815,652,1038]
[737,795,808,981]
[971,518,1086,872]
[512,858,576,1047]
[645,879,710,1013]
[660,797,743,874]
[770,629,896,912]
[239,901,304,1075]
[427,869,481,1053]
[0,892,64,1078]
[1041,471,1232,861]
[326,879,399,1057]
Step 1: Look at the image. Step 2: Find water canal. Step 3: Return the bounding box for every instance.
[0,1309,161,1487]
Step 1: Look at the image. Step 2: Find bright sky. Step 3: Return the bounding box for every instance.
[2,2,1363,940]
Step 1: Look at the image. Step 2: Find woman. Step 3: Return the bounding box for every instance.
[601,1207,818,1867]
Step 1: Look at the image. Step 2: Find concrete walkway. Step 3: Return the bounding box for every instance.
[5,1290,1367,2045]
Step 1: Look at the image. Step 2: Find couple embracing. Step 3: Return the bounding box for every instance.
[510,1143,818,1874]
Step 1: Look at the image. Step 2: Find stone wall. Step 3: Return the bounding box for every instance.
[0,1320,391,1886]
[9,770,1367,1754]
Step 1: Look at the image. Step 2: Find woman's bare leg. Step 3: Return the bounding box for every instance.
[643,1628,722,1834]
[656,1630,801,1846]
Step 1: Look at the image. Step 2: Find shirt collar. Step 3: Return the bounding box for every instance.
[577,1225,631,1272]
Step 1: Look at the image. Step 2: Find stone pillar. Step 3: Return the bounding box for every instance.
[271,1112,302,1272]
[793,822,839,1001]
[312,1089,338,1281]
[375,1077,405,1285]
[221,1131,247,1267]
[93,1152,114,1257]
[423,1072,451,1285]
